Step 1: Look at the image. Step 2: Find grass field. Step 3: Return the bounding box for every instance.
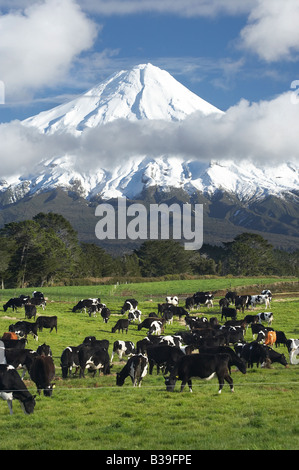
[0,277,298,451]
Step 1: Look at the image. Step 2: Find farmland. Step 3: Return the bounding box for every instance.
[0,277,298,451]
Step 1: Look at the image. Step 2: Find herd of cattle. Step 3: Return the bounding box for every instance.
[0,288,298,415]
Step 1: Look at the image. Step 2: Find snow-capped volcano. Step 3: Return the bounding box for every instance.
[24,63,223,134]
[1,63,298,204]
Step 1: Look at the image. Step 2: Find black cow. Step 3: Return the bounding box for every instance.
[197,346,247,374]
[185,297,195,310]
[83,336,109,350]
[2,338,27,349]
[78,346,110,378]
[0,364,36,415]
[116,354,148,387]
[100,307,111,323]
[60,346,81,379]
[225,292,237,303]
[235,295,250,313]
[30,355,55,397]
[110,340,136,362]
[164,353,234,393]
[264,346,288,367]
[9,321,38,341]
[235,341,270,368]
[3,298,26,312]
[36,343,52,356]
[4,348,37,379]
[36,316,57,333]
[24,304,37,320]
[274,331,288,348]
[219,298,230,310]
[221,307,237,321]
[146,344,185,375]
[111,319,130,334]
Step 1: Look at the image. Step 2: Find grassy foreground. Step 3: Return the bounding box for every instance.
[0,277,298,450]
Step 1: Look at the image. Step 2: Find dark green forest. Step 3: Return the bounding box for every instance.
[0,212,298,288]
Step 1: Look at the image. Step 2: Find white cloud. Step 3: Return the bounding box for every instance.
[1,91,298,179]
[240,0,299,62]
[0,0,98,100]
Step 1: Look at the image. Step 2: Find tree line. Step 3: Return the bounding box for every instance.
[0,213,298,288]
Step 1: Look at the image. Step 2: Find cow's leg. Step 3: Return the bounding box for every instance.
[224,372,234,393]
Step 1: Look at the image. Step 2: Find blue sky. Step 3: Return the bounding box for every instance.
[0,0,298,123]
[0,0,298,177]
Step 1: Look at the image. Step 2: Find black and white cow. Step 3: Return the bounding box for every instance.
[4,348,38,379]
[9,321,38,341]
[164,353,234,393]
[60,346,81,379]
[255,311,274,326]
[121,299,138,315]
[234,341,270,368]
[234,295,250,313]
[28,297,46,310]
[166,296,179,306]
[78,345,110,378]
[36,316,57,333]
[286,339,299,365]
[0,364,36,415]
[29,355,55,397]
[193,292,213,308]
[148,320,164,336]
[249,295,271,309]
[110,341,136,362]
[116,354,148,387]
[197,346,247,374]
[128,309,142,323]
[72,298,101,313]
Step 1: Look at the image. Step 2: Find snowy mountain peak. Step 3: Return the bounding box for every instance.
[23,63,223,134]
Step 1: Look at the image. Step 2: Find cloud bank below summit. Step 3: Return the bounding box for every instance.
[0,90,298,178]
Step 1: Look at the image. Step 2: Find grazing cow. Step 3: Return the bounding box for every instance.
[146,345,185,375]
[111,319,130,334]
[255,312,274,326]
[235,341,270,368]
[72,298,101,313]
[121,299,138,315]
[60,346,81,379]
[24,304,37,320]
[264,346,288,368]
[3,297,26,312]
[4,348,37,379]
[116,354,148,387]
[264,331,277,347]
[79,346,110,378]
[273,331,288,348]
[36,316,57,333]
[221,307,237,321]
[30,355,55,397]
[0,364,36,415]
[100,307,111,323]
[9,321,38,341]
[165,353,234,393]
[110,341,136,362]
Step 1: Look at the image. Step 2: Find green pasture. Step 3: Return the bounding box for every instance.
[0,277,298,450]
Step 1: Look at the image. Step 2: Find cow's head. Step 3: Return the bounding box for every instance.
[164,375,177,392]
[116,373,125,386]
[21,395,36,414]
[43,384,55,397]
